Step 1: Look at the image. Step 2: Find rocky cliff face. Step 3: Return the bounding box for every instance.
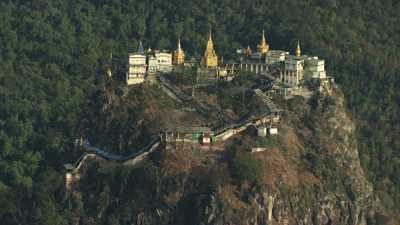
[76,90,392,225]
[165,91,383,225]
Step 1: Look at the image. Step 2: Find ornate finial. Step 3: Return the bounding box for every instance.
[262,29,266,44]
[206,29,215,53]
[177,37,182,50]
[295,40,301,57]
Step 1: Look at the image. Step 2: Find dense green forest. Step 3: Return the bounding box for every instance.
[0,0,399,224]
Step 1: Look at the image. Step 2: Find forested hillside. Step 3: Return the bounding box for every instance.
[0,0,399,224]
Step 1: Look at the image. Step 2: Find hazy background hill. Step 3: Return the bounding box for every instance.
[0,0,399,224]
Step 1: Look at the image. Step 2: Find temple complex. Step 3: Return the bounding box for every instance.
[230,34,334,97]
[126,28,333,96]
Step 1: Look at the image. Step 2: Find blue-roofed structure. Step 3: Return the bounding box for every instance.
[137,40,145,54]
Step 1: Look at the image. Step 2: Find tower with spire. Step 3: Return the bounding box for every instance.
[127,40,147,85]
[257,30,269,54]
[202,30,218,68]
[173,37,185,65]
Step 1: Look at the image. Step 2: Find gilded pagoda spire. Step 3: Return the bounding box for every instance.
[202,30,218,68]
[206,30,216,55]
[173,37,185,65]
[257,29,269,54]
[262,30,266,44]
[295,40,301,57]
[245,45,252,57]
[177,37,182,51]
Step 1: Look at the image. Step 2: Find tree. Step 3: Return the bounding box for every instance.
[231,153,262,183]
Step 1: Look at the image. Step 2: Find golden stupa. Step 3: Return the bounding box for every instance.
[202,30,218,68]
[257,30,269,54]
[295,40,301,57]
[245,45,252,57]
[173,37,185,65]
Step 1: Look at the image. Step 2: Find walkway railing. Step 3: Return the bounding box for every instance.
[72,137,161,173]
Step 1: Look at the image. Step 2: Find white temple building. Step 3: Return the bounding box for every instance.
[154,51,173,73]
[127,41,147,85]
